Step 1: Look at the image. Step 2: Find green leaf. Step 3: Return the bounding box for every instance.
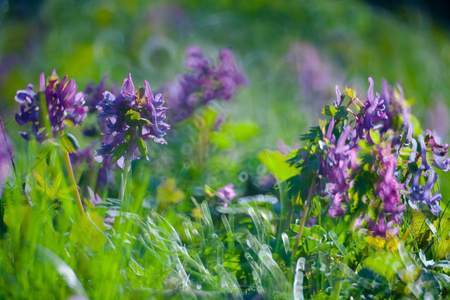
[125,109,141,126]
[136,137,147,159]
[321,105,348,119]
[110,143,128,164]
[258,150,298,182]
[211,132,232,149]
[369,128,381,144]
[203,107,217,127]
[230,122,259,141]
[299,126,321,141]
[59,133,80,153]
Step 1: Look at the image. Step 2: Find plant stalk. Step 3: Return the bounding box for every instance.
[118,138,134,203]
[62,149,85,216]
[292,175,316,262]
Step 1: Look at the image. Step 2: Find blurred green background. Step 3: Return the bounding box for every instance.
[1,0,449,148]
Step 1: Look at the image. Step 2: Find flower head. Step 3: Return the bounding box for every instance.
[161,45,247,123]
[94,74,170,167]
[217,183,236,207]
[15,70,88,142]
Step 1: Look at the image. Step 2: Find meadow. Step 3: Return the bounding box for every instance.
[1,0,450,299]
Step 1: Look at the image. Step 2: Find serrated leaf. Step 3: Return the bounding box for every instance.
[321,106,348,119]
[299,126,321,141]
[346,86,356,99]
[136,137,147,159]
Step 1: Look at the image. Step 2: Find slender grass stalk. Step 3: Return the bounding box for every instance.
[292,175,316,263]
[118,138,135,203]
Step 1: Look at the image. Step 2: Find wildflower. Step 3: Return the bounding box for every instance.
[15,70,88,142]
[409,139,442,215]
[286,42,335,112]
[217,183,236,207]
[367,143,405,236]
[94,74,170,168]
[161,45,247,123]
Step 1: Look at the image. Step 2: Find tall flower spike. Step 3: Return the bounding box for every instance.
[15,70,88,142]
[161,45,247,123]
[94,74,170,167]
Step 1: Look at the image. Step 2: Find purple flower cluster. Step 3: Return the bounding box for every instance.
[369,143,405,236]
[15,70,88,142]
[312,77,446,236]
[407,131,450,215]
[323,120,358,218]
[162,45,247,123]
[94,74,170,167]
[354,78,389,141]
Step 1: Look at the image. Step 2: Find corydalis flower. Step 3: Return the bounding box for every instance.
[217,183,236,207]
[368,143,405,236]
[15,69,88,142]
[162,45,247,123]
[94,74,170,168]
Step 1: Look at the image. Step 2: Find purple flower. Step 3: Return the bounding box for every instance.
[408,137,444,215]
[410,168,442,215]
[370,143,405,236]
[321,123,356,218]
[286,42,335,111]
[70,140,97,169]
[217,183,236,207]
[425,130,449,157]
[15,70,88,142]
[354,78,389,142]
[94,74,170,167]
[161,45,247,123]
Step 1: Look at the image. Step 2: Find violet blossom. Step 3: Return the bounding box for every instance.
[161,45,247,123]
[369,142,405,236]
[15,69,88,142]
[94,74,170,168]
[217,183,236,207]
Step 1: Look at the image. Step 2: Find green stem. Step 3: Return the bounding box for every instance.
[291,175,316,263]
[62,149,84,216]
[118,138,134,203]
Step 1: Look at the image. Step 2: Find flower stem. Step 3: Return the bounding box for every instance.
[118,138,134,203]
[62,149,84,216]
[292,175,316,263]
